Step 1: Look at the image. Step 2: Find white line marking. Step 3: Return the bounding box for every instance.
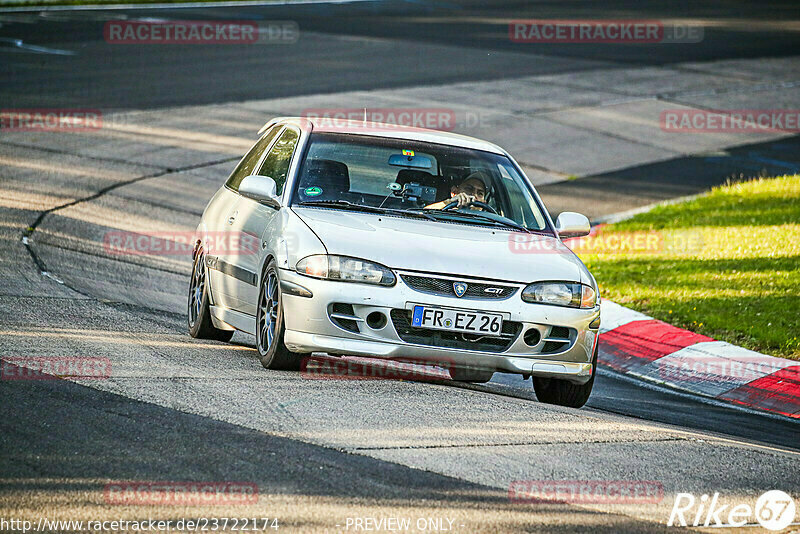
[592,192,705,225]
[597,367,800,428]
[42,271,65,284]
[0,36,74,54]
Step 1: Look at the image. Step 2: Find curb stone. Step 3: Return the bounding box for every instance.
[599,300,800,419]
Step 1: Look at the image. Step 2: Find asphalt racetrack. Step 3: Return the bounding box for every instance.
[1,1,799,532]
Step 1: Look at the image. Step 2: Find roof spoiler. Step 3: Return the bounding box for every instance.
[257,117,281,136]
[258,116,310,136]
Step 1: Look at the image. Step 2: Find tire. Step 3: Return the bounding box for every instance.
[532,343,598,408]
[448,366,494,383]
[256,259,302,371]
[188,246,235,342]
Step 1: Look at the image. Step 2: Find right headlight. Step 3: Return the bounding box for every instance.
[295,254,396,286]
[521,282,596,309]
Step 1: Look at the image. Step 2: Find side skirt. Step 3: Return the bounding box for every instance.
[210,305,257,336]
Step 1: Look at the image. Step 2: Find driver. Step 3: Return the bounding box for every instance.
[425,171,488,210]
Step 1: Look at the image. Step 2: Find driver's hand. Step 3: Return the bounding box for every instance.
[452,192,475,208]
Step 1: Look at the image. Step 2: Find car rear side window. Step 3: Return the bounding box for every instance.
[225,125,281,192]
[257,128,300,195]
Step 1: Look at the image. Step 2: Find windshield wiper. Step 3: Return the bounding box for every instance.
[298,201,532,232]
[418,209,533,234]
[296,201,437,221]
[296,200,387,214]
[390,208,438,221]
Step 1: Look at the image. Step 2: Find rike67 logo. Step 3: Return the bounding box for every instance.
[668,490,796,530]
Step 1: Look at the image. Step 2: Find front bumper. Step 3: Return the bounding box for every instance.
[280,268,600,384]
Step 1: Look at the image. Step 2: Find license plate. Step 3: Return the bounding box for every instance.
[411,305,503,335]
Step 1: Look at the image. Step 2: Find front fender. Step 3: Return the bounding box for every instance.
[257,207,327,281]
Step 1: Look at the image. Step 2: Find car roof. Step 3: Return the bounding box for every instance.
[260,116,506,155]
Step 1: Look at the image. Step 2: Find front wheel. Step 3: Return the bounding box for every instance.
[188,246,234,342]
[532,343,597,408]
[256,260,303,370]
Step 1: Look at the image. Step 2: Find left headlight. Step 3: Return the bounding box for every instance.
[295,255,396,286]
[521,282,596,309]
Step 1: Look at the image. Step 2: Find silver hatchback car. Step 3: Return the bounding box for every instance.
[189,117,601,407]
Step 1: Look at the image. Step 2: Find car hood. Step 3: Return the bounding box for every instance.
[292,207,585,283]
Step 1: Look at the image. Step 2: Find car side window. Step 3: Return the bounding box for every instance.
[225,126,281,192]
[257,128,299,195]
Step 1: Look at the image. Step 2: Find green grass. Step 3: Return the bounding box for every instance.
[578,175,800,360]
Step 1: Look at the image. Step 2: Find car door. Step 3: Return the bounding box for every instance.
[226,126,301,316]
[206,124,282,311]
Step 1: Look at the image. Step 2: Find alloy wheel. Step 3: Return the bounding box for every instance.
[188,249,206,327]
[259,270,279,353]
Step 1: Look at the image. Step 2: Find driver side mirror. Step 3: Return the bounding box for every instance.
[239,175,281,209]
[555,212,591,238]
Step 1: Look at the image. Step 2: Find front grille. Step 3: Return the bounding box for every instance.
[390,309,521,353]
[541,325,573,354]
[400,274,518,300]
[550,326,570,339]
[330,303,360,333]
[542,341,567,353]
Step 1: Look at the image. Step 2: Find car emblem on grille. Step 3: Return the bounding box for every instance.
[484,287,504,295]
[453,282,468,297]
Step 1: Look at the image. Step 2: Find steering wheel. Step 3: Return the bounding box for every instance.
[441,199,498,214]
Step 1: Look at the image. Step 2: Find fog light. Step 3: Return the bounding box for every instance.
[366,311,387,330]
[523,328,541,347]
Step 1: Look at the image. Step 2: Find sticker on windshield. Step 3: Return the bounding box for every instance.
[304,186,323,196]
[402,149,414,156]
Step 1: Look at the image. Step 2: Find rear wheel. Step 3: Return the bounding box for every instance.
[256,259,303,370]
[188,246,234,342]
[448,366,494,383]
[532,343,598,408]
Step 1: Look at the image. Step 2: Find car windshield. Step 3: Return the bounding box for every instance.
[291,133,550,232]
